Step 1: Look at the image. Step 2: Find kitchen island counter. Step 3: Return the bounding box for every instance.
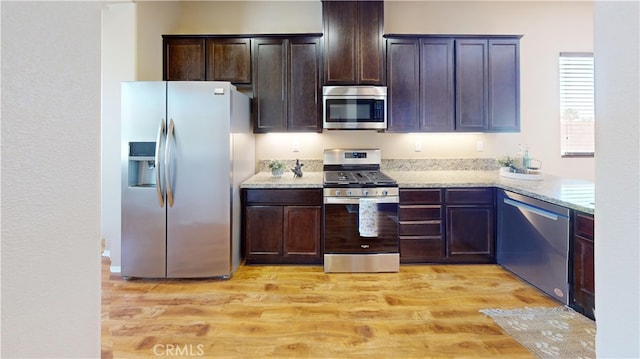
[241,170,594,214]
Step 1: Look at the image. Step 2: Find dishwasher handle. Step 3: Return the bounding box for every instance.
[503,197,564,221]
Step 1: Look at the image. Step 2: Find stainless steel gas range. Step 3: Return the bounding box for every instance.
[323,149,399,273]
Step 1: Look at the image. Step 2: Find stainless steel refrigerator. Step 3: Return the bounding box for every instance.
[121,81,254,278]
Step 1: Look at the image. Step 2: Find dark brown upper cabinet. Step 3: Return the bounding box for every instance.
[252,36,322,133]
[387,37,454,132]
[456,38,520,132]
[163,38,206,81]
[488,39,520,131]
[386,35,520,133]
[205,38,251,83]
[322,1,385,85]
[455,39,489,131]
[163,36,251,84]
[386,38,420,132]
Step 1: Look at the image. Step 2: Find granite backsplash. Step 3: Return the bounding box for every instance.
[256,158,500,173]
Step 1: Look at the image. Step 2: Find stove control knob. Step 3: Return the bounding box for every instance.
[335,190,341,196]
[346,190,352,196]
[363,190,369,196]
[382,190,388,196]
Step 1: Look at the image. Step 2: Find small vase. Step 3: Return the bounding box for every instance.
[271,168,284,178]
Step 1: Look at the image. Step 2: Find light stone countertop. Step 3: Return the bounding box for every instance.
[241,170,595,214]
[240,171,324,189]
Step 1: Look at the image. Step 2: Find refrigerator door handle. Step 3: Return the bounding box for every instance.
[155,118,166,207]
[165,118,175,207]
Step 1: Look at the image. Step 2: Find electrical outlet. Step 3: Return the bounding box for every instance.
[476,140,484,152]
[292,141,300,152]
[415,141,422,152]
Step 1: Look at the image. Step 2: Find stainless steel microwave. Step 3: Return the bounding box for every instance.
[322,86,387,130]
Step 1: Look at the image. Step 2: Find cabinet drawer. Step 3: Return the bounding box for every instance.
[445,188,494,204]
[400,238,445,261]
[399,205,442,221]
[400,189,442,204]
[399,221,442,236]
[575,213,594,241]
[244,189,322,205]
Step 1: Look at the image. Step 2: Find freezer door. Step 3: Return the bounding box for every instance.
[121,81,168,278]
[165,82,233,277]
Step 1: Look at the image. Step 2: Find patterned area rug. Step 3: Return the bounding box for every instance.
[480,306,595,359]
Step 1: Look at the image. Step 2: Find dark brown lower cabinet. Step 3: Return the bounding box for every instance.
[399,187,495,264]
[243,189,322,264]
[572,212,595,319]
[445,188,495,263]
[399,189,445,263]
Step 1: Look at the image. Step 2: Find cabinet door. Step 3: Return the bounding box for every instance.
[284,206,322,259]
[455,39,489,131]
[572,213,595,319]
[205,38,251,84]
[163,38,205,81]
[386,38,420,132]
[253,38,287,132]
[446,206,494,262]
[488,39,520,132]
[288,37,322,132]
[421,38,455,131]
[322,1,357,84]
[322,1,384,85]
[357,0,385,85]
[245,206,283,257]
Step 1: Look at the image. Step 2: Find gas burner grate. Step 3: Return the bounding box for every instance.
[323,170,397,186]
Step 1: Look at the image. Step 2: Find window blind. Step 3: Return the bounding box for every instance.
[559,53,594,156]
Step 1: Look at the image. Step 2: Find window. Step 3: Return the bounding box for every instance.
[559,53,595,156]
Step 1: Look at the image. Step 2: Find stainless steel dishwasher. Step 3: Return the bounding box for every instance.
[497,189,570,304]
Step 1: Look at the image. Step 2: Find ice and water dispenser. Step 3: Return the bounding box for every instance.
[128,142,157,187]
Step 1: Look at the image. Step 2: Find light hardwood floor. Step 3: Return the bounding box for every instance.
[102,255,560,358]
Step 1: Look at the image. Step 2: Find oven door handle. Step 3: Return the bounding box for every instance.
[324,196,399,205]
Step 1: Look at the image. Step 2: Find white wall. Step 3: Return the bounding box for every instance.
[594,1,640,357]
[1,2,101,357]
[136,2,182,81]
[177,1,323,34]
[102,1,136,273]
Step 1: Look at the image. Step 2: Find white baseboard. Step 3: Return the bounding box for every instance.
[110,265,121,274]
[102,249,110,258]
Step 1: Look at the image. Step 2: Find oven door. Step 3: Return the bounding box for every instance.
[323,196,399,254]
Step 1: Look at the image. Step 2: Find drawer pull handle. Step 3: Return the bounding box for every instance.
[361,244,370,249]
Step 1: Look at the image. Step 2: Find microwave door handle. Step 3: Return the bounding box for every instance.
[155,118,166,208]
